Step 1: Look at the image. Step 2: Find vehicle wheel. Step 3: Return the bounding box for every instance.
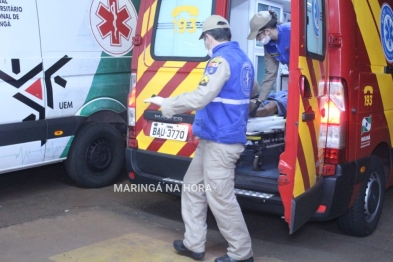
[65,122,125,188]
[337,157,385,236]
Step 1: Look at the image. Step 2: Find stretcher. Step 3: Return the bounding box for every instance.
[247,115,286,134]
[245,116,286,171]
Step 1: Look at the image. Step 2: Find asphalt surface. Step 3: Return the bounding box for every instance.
[1,163,393,262]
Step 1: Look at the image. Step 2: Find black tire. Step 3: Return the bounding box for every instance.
[65,122,125,188]
[337,157,386,236]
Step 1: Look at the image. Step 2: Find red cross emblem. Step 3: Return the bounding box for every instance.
[96,0,132,46]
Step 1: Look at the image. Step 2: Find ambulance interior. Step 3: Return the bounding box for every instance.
[229,0,291,196]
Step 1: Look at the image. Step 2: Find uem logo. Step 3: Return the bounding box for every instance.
[0,57,72,121]
[90,0,138,56]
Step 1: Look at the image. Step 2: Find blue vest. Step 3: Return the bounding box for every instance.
[265,23,291,65]
[192,42,254,144]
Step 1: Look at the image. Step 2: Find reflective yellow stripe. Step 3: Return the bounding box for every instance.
[375,73,393,110]
[148,1,157,32]
[158,139,186,155]
[294,158,305,197]
[136,44,149,82]
[309,61,322,140]
[369,0,381,33]
[171,64,205,96]
[294,57,322,197]
[137,132,154,150]
[299,56,310,80]
[353,1,385,66]
[295,97,315,197]
[141,5,150,37]
[311,60,322,88]
[294,57,310,197]
[136,63,185,122]
[305,59,322,135]
[212,97,250,104]
[298,102,317,188]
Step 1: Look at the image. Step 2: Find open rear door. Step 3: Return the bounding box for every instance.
[278,0,329,234]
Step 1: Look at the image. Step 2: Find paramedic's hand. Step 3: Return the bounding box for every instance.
[144,96,164,106]
[249,100,261,117]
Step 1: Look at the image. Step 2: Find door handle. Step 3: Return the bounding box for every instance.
[302,111,315,122]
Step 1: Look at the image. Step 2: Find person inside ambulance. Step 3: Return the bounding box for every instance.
[248,10,290,118]
[144,15,254,262]
[249,89,288,117]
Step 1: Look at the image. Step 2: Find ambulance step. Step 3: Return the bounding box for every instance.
[235,174,279,194]
[234,189,274,199]
[162,178,276,199]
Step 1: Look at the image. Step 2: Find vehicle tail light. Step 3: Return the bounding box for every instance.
[128,73,136,126]
[319,78,347,174]
[128,73,137,148]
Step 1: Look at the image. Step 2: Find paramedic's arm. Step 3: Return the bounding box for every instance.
[161,57,230,118]
[258,49,279,101]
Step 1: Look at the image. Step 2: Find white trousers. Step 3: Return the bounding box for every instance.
[181,139,253,260]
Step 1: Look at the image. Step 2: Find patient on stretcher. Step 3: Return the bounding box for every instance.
[246,90,287,134]
[249,90,288,118]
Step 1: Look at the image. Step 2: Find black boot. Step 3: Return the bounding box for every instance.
[214,254,254,262]
[173,240,205,260]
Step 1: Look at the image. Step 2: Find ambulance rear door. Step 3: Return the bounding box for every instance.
[278,0,329,233]
[131,0,227,180]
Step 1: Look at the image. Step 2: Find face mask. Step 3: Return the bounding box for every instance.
[260,35,271,45]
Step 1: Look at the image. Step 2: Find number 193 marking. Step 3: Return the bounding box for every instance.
[172,6,199,34]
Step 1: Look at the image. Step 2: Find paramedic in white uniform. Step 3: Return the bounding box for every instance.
[144,15,254,262]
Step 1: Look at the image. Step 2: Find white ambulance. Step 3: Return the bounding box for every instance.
[0,0,140,187]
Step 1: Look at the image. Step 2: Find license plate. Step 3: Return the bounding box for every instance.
[150,122,189,141]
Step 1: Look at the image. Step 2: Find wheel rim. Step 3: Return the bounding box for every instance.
[364,172,382,222]
[86,138,112,173]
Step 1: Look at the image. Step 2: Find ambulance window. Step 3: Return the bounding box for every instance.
[152,0,214,61]
[306,0,325,60]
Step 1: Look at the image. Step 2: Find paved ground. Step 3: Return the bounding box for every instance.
[1,163,393,262]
